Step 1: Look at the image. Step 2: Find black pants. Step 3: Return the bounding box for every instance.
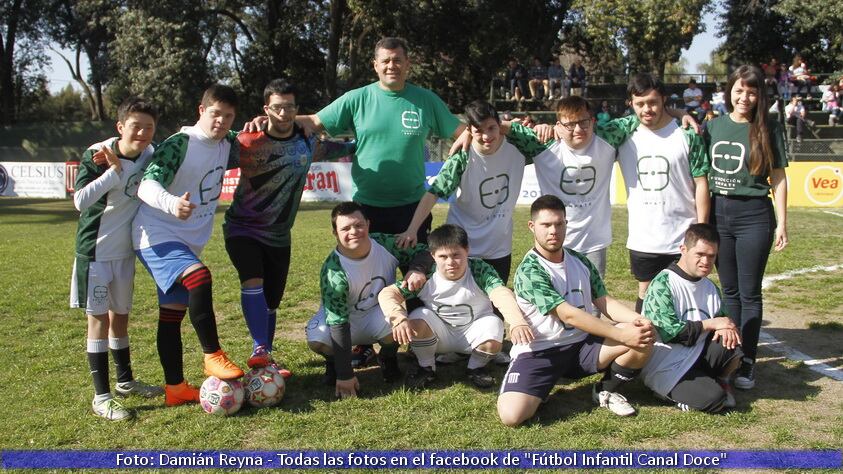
[787,115,806,138]
[710,195,775,361]
[482,254,512,285]
[358,201,432,244]
[224,236,291,310]
[668,334,743,412]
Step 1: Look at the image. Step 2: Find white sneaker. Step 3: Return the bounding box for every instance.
[718,379,737,408]
[92,397,133,421]
[115,379,164,398]
[592,386,636,416]
[494,351,512,365]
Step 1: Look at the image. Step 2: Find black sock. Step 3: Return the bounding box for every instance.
[378,342,399,359]
[110,347,133,384]
[182,267,221,354]
[599,361,640,393]
[635,298,643,314]
[87,350,110,396]
[158,307,185,385]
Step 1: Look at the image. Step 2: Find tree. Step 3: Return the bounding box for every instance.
[716,0,790,69]
[0,0,47,125]
[773,0,843,73]
[567,0,709,78]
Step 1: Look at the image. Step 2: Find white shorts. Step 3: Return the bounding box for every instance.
[70,256,135,315]
[410,307,504,354]
[305,305,392,346]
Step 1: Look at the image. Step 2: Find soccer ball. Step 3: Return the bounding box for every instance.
[200,376,244,416]
[243,366,286,408]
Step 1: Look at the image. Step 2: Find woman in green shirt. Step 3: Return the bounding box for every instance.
[704,65,789,391]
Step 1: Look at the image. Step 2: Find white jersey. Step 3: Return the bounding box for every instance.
[641,266,727,396]
[534,137,617,253]
[408,259,502,327]
[73,137,154,261]
[512,248,607,358]
[429,140,526,259]
[618,120,707,254]
[132,125,238,254]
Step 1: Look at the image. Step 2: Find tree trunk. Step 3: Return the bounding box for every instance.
[0,0,25,126]
[324,0,346,101]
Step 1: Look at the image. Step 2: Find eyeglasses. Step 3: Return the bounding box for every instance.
[557,118,593,131]
[267,104,297,113]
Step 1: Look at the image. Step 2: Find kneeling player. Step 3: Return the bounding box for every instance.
[71,97,163,420]
[498,195,654,427]
[306,202,430,399]
[641,224,742,412]
[380,224,533,389]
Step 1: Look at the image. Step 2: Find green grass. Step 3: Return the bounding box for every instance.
[0,199,841,456]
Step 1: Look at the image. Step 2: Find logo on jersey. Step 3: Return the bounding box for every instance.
[401,111,421,130]
[680,307,711,321]
[636,155,670,191]
[560,165,596,195]
[479,173,510,208]
[434,303,475,327]
[124,171,143,199]
[506,372,520,385]
[710,141,745,175]
[354,276,387,312]
[199,166,226,204]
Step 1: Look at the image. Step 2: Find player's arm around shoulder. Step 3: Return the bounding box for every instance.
[597,114,639,148]
[505,121,550,161]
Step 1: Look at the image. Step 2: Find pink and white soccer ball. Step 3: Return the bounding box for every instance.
[200,376,244,415]
[244,366,286,408]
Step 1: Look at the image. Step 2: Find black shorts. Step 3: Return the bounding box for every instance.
[499,335,604,400]
[629,250,680,282]
[667,334,743,412]
[358,201,433,244]
[224,236,291,310]
[482,254,512,285]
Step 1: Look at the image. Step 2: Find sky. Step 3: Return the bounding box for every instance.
[44,10,722,94]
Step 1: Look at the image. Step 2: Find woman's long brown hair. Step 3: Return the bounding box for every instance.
[725,65,774,176]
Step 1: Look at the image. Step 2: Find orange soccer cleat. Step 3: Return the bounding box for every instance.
[203,350,245,379]
[165,381,200,407]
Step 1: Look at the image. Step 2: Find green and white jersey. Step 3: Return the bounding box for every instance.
[73,137,154,261]
[617,120,709,254]
[512,248,607,357]
[429,126,539,259]
[320,233,427,326]
[641,265,728,396]
[398,258,503,327]
[132,125,239,254]
[506,118,638,253]
[316,82,460,207]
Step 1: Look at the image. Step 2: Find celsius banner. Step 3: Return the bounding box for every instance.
[0,162,67,198]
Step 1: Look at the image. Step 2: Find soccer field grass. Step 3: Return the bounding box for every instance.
[0,199,840,456]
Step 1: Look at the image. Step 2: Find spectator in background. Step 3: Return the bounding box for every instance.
[711,83,728,116]
[683,79,705,119]
[785,96,808,141]
[569,59,587,97]
[547,57,566,100]
[762,59,780,97]
[528,57,549,100]
[777,63,791,100]
[788,54,812,96]
[821,84,840,126]
[507,58,529,101]
[596,100,612,125]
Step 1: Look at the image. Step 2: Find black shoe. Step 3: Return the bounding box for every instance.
[405,362,436,390]
[323,359,337,386]
[466,366,496,388]
[351,345,376,368]
[734,359,755,390]
[379,354,401,383]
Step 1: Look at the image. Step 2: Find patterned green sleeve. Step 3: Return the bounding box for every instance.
[371,233,429,269]
[142,133,189,187]
[74,148,105,189]
[320,253,350,326]
[683,128,710,178]
[514,253,565,315]
[596,115,639,148]
[506,122,548,163]
[469,259,504,294]
[568,249,608,299]
[643,271,684,342]
[393,267,436,299]
[428,151,468,198]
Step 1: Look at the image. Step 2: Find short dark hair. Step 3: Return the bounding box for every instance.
[628,73,666,98]
[530,195,566,219]
[688,78,697,85]
[464,100,500,129]
[330,201,367,231]
[684,223,720,248]
[117,97,158,123]
[555,95,591,121]
[201,84,238,109]
[374,37,408,58]
[263,79,297,104]
[428,224,469,252]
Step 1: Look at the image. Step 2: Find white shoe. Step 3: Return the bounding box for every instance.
[718,379,736,408]
[92,397,133,421]
[592,386,636,416]
[435,352,467,364]
[115,379,164,398]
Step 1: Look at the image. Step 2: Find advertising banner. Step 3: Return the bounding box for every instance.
[0,162,67,198]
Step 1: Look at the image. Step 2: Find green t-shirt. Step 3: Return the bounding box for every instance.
[704,115,788,197]
[316,82,461,206]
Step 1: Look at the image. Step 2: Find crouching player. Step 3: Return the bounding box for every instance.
[498,195,654,427]
[306,202,431,399]
[71,97,163,420]
[641,224,742,412]
[380,224,533,389]
[133,84,244,407]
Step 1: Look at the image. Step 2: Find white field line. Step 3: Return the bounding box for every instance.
[759,264,843,382]
[821,210,843,218]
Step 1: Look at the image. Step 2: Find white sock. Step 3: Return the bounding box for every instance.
[108,336,129,350]
[467,350,495,370]
[93,393,112,404]
[410,336,438,370]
